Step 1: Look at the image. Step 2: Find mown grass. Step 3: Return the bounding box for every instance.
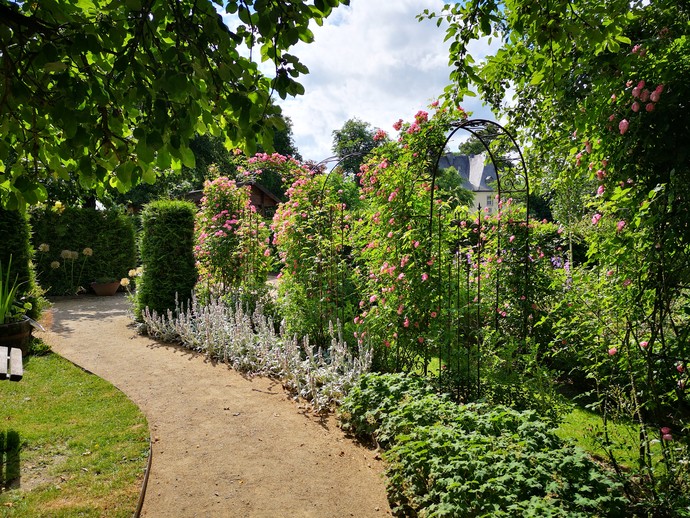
[557,404,664,472]
[1,345,149,517]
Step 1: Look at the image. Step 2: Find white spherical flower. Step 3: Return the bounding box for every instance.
[120,278,130,287]
[50,261,61,269]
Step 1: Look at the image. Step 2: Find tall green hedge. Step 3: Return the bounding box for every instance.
[0,207,43,319]
[31,207,136,295]
[136,200,197,319]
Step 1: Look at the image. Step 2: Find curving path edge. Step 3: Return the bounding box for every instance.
[39,295,391,517]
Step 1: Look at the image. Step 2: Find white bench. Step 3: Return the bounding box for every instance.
[0,346,23,381]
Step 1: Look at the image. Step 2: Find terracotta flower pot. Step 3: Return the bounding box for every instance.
[91,281,121,296]
[0,317,32,354]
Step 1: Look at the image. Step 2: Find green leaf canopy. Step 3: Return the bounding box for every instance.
[0,0,348,209]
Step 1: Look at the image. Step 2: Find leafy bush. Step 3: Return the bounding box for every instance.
[194,176,271,308]
[340,373,628,517]
[272,161,361,346]
[0,207,44,319]
[136,200,197,319]
[31,206,136,295]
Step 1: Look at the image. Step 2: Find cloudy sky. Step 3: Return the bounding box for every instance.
[276,0,498,162]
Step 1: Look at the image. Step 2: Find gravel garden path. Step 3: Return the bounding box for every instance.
[38,294,391,517]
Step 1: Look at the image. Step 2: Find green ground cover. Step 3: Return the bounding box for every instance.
[0,346,149,517]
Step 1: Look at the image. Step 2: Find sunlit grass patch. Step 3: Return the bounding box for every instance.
[0,345,149,517]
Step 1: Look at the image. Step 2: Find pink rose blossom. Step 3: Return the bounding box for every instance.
[392,119,403,131]
[619,119,629,134]
[616,220,626,232]
[592,213,602,225]
[646,103,655,112]
[640,341,648,348]
[640,89,650,102]
[421,273,429,281]
[650,90,660,102]
[631,101,640,112]
[608,347,618,356]
[597,185,605,196]
[596,169,606,180]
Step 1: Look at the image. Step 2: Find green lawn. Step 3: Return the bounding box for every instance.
[1,347,149,517]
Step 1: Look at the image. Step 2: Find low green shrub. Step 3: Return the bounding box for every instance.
[340,373,628,517]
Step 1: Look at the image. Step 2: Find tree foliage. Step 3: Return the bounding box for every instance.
[0,0,347,209]
[423,1,690,511]
[331,117,382,177]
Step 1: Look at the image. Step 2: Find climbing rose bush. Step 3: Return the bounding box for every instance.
[271,156,361,345]
[195,176,271,299]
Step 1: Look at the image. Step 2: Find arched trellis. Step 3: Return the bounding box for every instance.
[425,119,532,398]
[306,154,364,343]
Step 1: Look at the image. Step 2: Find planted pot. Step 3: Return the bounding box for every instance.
[0,317,32,355]
[91,281,121,296]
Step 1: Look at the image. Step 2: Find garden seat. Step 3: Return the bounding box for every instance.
[0,346,23,381]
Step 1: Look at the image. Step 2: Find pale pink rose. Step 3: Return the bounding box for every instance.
[640,341,648,348]
[650,90,660,102]
[617,220,626,232]
[631,102,640,112]
[592,213,602,225]
[608,347,618,356]
[619,119,629,134]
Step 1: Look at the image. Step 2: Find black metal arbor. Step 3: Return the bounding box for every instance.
[424,118,532,399]
[279,123,532,401]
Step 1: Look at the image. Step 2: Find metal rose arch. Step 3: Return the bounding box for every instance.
[424,118,533,399]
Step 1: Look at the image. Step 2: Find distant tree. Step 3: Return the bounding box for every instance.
[332,118,381,177]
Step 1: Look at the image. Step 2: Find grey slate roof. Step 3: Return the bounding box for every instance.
[436,153,496,192]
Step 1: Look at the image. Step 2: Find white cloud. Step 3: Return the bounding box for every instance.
[278,0,498,161]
